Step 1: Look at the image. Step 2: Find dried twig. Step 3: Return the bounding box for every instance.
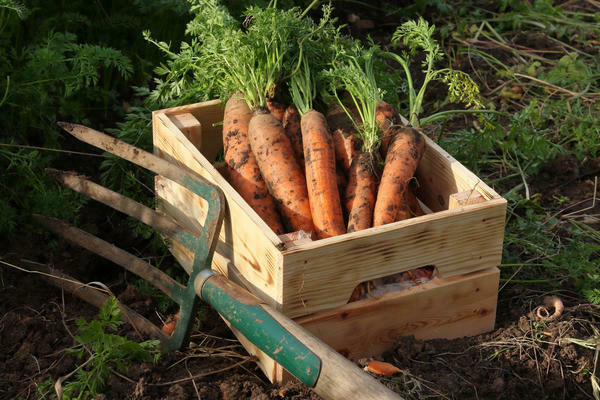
[150,357,257,386]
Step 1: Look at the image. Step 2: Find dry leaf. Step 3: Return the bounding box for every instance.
[365,360,402,375]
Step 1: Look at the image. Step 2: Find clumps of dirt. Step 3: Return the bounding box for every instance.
[375,296,598,399]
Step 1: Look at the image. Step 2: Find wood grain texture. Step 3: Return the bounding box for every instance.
[415,135,500,212]
[295,267,499,358]
[170,113,202,151]
[279,199,506,317]
[154,100,223,163]
[152,107,284,306]
[449,189,487,209]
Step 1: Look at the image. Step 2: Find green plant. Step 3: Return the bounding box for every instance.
[38,297,161,400]
[324,44,384,155]
[564,327,600,400]
[382,17,486,127]
[439,98,561,194]
[0,0,192,237]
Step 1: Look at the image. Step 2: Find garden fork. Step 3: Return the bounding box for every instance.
[34,122,402,400]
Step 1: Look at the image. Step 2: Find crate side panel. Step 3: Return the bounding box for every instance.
[234,268,499,384]
[152,113,284,305]
[154,170,283,305]
[154,99,223,162]
[280,200,506,317]
[295,267,499,359]
[416,135,502,212]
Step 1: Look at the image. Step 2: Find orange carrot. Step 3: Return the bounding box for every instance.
[267,99,286,122]
[223,94,285,234]
[406,185,424,217]
[396,186,424,221]
[376,102,401,156]
[375,102,400,131]
[248,109,314,234]
[336,166,348,199]
[282,105,304,168]
[161,312,179,336]
[336,166,349,226]
[345,152,378,232]
[373,127,425,226]
[326,104,362,173]
[301,109,346,239]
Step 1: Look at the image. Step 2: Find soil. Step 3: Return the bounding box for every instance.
[1,174,598,400]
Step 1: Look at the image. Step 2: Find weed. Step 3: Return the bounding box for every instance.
[0,0,192,237]
[382,17,485,127]
[37,297,161,400]
[564,326,600,400]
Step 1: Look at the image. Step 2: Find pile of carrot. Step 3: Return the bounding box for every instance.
[211,4,426,241]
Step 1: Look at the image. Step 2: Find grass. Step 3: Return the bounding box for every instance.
[36,297,161,400]
[422,0,600,305]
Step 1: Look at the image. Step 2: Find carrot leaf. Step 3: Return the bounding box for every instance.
[323,44,383,154]
[385,17,484,127]
[288,4,337,116]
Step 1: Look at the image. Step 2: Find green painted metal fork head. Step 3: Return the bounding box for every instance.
[161,175,224,351]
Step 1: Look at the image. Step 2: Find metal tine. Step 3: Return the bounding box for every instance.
[33,214,186,301]
[46,168,199,245]
[56,122,224,264]
[25,260,168,341]
[57,122,221,199]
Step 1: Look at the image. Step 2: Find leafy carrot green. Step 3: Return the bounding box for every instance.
[382,17,485,127]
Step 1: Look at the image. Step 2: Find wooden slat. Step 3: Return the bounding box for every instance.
[228,267,499,384]
[279,199,505,317]
[154,99,223,163]
[295,267,499,358]
[415,136,501,212]
[449,189,487,209]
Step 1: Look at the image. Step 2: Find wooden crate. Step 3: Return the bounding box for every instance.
[152,99,506,383]
[152,99,506,316]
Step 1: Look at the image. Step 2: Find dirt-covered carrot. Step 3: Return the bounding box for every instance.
[345,152,378,232]
[375,102,400,131]
[396,185,424,221]
[376,102,401,156]
[248,109,314,233]
[290,58,345,239]
[326,103,362,173]
[373,127,425,226]
[336,166,347,196]
[282,105,304,168]
[267,99,286,122]
[205,5,331,235]
[324,45,385,232]
[405,185,424,217]
[223,93,285,234]
[301,110,346,238]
